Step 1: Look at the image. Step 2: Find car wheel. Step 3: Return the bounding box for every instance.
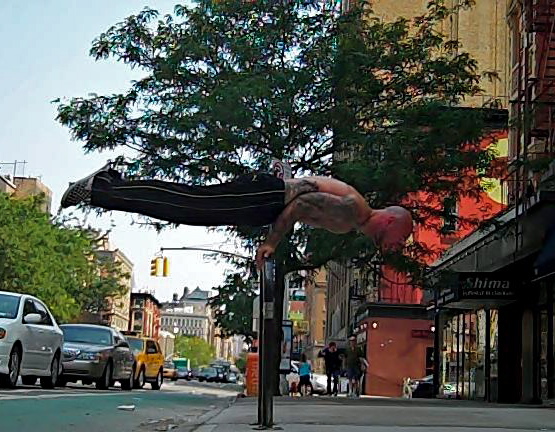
[151,369,163,390]
[121,365,135,391]
[0,346,21,389]
[21,376,37,386]
[40,352,60,389]
[134,367,146,389]
[96,362,112,390]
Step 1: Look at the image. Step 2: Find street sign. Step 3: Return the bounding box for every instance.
[252,295,260,332]
[270,159,292,180]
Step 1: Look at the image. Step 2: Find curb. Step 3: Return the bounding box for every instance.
[190,394,239,431]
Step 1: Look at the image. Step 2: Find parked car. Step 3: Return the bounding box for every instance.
[227,371,239,384]
[125,335,164,390]
[407,375,434,398]
[163,361,178,381]
[213,365,227,383]
[177,366,192,380]
[60,324,135,390]
[0,292,64,389]
[286,361,327,395]
[197,366,219,382]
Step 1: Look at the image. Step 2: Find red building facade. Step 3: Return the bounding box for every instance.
[358,131,508,397]
[129,292,162,339]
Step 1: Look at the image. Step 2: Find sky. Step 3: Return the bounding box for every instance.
[0,0,242,302]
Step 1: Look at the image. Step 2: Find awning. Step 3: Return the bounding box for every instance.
[435,272,517,310]
[534,223,555,279]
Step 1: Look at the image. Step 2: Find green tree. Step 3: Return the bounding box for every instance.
[0,193,129,322]
[55,0,498,395]
[174,335,215,368]
[209,272,256,343]
[56,0,496,279]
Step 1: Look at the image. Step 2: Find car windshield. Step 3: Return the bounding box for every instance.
[165,362,175,368]
[203,367,216,374]
[0,294,20,319]
[62,326,113,346]
[127,338,144,354]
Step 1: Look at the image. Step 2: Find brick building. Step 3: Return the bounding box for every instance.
[129,292,162,339]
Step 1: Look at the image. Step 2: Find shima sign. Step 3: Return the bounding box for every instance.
[459,274,516,299]
[436,272,517,307]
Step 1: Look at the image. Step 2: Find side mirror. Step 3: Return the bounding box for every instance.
[117,341,129,348]
[24,313,42,324]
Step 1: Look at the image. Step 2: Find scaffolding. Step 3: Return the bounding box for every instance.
[507,0,555,253]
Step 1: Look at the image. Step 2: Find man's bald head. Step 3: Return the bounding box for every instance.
[361,206,413,251]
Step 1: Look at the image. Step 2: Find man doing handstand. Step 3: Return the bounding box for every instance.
[61,163,413,267]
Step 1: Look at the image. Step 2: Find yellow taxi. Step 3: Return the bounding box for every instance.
[163,360,178,381]
[125,334,165,390]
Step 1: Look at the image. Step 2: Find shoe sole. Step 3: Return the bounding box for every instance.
[60,162,112,208]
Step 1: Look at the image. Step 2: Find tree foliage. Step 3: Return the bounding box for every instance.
[0,193,129,322]
[174,335,215,367]
[56,0,499,281]
[209,272,256,343]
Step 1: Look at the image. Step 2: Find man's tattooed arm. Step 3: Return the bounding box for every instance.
[283,179,319,204]
[255,192,359,268]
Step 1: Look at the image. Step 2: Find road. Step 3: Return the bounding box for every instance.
[0,380,242,432]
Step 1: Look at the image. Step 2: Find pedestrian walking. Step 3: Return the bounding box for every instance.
[318,341,342,396]
[297,354,312,397]
[345,336,366,398]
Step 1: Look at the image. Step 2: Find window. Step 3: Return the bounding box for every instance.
[146,340,158,354]
[34,301,53,326]
[23,299,36,318]
[441,196,458,234]
[0,294,20,319]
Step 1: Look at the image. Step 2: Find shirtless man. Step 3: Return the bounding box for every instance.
[61,163,413,268]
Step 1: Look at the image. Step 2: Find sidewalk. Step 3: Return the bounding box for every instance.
[195,395,555,432]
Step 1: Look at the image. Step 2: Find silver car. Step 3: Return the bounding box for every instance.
[0,291,63,389]
[60,324,135,390]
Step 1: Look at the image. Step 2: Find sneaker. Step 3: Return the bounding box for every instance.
[60,162,112,208]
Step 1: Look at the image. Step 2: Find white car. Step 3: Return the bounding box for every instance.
[286,361,328,395]
[0,291,64,389]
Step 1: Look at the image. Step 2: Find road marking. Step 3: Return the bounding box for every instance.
[0,391,126,401]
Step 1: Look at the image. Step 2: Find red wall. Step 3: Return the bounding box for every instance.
[364,317,434,397]
[380,131,508,305]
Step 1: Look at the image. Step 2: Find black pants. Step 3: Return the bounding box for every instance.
[327,371,339,395]
[91,171,286,227]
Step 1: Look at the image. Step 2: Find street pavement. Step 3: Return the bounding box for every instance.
[200,396,555,432]
[0,380,241,432]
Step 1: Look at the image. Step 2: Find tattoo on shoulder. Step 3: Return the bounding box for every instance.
[284,179,319,204]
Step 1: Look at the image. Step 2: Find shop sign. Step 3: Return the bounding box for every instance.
[437,273,516,306]
[459,273,516,299]
[411,329,434,339]
[288,311,304,321]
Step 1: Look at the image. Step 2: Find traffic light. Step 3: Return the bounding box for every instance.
[150,258,162,276]
[163,257,170,277]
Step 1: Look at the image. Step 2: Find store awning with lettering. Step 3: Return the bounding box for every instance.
[436,272,517,309]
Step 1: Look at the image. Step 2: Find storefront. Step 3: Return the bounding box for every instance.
[354,304,434,397]
[429,191,555,403]
[438,309,499,400]
[434,273,515,401]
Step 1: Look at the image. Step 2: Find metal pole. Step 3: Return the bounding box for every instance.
[257,290,265,426]
[433,289,441,398]
[257,259,276,429]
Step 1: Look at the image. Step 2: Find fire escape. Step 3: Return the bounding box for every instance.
[508,0,555,253]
